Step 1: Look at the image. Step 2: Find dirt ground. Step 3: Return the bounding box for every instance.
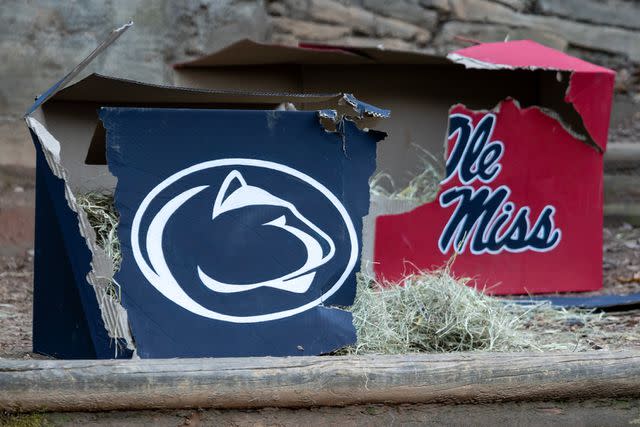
[1,399,639,426]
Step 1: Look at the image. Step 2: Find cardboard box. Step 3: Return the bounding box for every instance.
[175,39,615,294]
[24,24,388,358]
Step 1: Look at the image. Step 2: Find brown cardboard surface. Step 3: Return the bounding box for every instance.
[177,62,576,189]
[54,74,340,105]
[37,73,377,190]
[173,41,604,189]
[174,39,370,67]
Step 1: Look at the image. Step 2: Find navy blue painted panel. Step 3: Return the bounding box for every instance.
[32,147,97,359]
[102,108,382,358]
[30,131,131,359]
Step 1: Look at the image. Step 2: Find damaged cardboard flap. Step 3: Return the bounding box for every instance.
[447,40,615,152]
[172,38,615,295]
[24,23,389,359]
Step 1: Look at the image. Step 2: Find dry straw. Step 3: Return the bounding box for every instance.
[76,191,122,270]
[369,145,442,204]
[345,270,602,355]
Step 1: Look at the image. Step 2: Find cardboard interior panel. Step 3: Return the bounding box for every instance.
[38,74,361,191]
[174,66,305,94]
[177,63,579,189]
[175,39,452,67]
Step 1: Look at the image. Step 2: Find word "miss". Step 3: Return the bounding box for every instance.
[438,113,561,255]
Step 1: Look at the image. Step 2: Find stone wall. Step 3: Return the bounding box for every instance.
[1,0,639,166]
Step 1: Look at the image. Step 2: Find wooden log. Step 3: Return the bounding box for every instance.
[1,351,640,413]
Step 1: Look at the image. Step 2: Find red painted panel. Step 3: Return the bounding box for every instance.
[374,99,603,294]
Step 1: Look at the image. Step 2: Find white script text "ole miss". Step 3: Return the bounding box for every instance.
[438,113,561,255]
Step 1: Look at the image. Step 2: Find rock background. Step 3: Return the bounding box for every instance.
[1,0,639,166]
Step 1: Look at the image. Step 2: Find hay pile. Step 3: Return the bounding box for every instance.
[76,192,121,269]
[347,271,601,355]
[369,146,441,204]
[76,191,605,354]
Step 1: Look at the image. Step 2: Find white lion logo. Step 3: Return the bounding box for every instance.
[131,158,358,323]
[196,170,336,294]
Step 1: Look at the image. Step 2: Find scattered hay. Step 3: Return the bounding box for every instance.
[369,146,441,204]
[345,270,603,355]
[76,191,121,270]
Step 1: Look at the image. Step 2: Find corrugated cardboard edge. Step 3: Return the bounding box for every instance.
[24,22,133,118]
[25,117,135,354]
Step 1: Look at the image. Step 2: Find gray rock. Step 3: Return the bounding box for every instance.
[437,21,568,52]
[270,16,351,40]
[363,0,438,29]
[419,0,451,12]
[277,0,310,19]
[167,0,269,64]
[308,0,377,35]
[267,2,289,16]
[538,0,640,31]
[493,0,530,12]
[450,0,640,62]
[374,15,432,41]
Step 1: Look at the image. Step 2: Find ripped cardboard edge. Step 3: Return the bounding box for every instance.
[24,22,137,357]
[26,117,135,356]
[448,40,615,152]
[319,94,391,148]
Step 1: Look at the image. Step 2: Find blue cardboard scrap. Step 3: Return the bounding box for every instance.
[101,107,384,358]
[512,293,640,311]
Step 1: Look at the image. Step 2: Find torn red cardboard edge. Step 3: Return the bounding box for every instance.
[173,38,615,294]
[375,97,605,294]
[448,40,615,153]
[23,23,389,359]
[373,41,615,295]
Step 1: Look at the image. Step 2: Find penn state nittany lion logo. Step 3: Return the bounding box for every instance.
[131,159,357,323]
[197,170,336,294]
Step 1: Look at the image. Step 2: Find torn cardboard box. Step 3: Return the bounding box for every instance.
[174,39,615,295]
[24,24,388,359]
